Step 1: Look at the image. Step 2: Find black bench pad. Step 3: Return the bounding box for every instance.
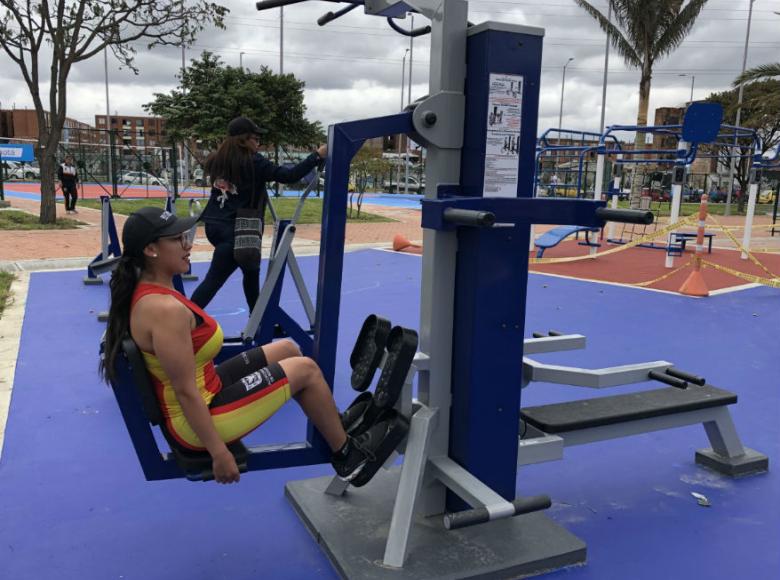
[520,386,737,434]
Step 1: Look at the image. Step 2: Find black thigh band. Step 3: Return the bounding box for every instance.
[215,347,269,387]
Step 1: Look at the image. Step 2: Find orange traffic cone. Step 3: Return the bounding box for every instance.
[679,194,710,297]
[392,234,422,254]
[679,268,709,297]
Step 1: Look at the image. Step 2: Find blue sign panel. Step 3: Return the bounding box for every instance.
[0,144,35,162]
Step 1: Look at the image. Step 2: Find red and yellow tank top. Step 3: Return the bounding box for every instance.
[131,283,224,419]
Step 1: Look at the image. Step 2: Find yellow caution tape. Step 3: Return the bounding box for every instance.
[530,216,697,265]
[634,260,693,287]
[706,215,777,279]
[700,259,780,289]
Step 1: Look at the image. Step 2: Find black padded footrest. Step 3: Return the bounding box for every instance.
[520,385,737,434]
[350,315,392,392]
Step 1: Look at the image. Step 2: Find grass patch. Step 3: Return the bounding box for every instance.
[77,196,393,224]
[0,271,14,320]
[0,209,84,230]
[613,200,775,217]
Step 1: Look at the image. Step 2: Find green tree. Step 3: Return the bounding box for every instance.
[574,0,709,206]
[0,0,226,223]
[144,51,325,151]
[705,80,780,209]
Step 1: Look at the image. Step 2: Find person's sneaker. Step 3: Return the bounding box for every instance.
[331,411,409,487]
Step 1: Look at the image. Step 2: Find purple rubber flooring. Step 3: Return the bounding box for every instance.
[0,249,777,579]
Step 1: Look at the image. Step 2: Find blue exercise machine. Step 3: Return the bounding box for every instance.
[106,1,768,578]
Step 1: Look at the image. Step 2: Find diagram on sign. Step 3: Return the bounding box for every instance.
[483,73,523,197]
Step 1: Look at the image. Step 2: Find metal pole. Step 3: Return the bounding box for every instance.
[240,51,245,69]
[690,75,695,102]
[725,0,755,216]
[104,47,114,196]
[280,7,284,74]
[180,46,189,186]
[404,14,414,195]
[275,6,284,199]
[558,58,573,131]
[397,49,409,194]
[598,3,612,133]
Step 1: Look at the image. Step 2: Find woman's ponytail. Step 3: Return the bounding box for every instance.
[99,255,140,384]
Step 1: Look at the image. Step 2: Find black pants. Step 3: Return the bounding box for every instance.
[62,183,77,211]
[190,220,261,311]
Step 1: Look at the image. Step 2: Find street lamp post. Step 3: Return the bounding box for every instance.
[396,49,409,194]
[726,0,756,216]
[678,73,695,103]
[240,51,245,69]
[558,57,574,132]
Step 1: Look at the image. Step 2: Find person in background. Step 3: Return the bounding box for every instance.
[190,116,326,311]
[58,155,79,214]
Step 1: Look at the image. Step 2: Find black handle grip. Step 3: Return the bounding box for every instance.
[595,207,654,225]
[443,495,551,530]
[532,332,545,338]
[665,367,706,386]
[187,462,249,483]
[649,370,688,389]
[443,208,496,228]
[317,11,336,25]
[256,0,308,11]
[548,330,564,336]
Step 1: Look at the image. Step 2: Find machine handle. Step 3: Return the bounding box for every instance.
[664,367,706,386]
[187,461,249,483]
[443,495,552,530]
[256,0,309,11]
[595,207,654,225]
[318,3,360,26]
[443,208,496,228]
[648,370,688,389]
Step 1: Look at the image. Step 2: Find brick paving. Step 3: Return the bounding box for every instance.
[0,197,424,264]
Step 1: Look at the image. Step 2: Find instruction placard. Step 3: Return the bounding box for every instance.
[483,73,523,198]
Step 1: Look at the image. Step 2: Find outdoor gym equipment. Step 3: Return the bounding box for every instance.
[106,1,768,578]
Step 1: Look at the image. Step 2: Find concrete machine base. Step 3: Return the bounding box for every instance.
[286,469,586,579]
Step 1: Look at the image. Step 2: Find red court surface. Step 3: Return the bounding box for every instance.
[529,240,780,292]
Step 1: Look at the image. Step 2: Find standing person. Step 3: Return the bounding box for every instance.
[190,117,326,311]
[549,173,559,197]
[100,207,403,485]
[58,155,79,214]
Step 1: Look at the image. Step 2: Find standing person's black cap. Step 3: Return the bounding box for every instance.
[122,207,199,257]
[227,116,268,137]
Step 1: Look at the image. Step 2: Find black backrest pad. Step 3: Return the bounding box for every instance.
[121,337,164,425]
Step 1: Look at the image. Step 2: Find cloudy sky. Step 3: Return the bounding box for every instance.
[2,0,779,135]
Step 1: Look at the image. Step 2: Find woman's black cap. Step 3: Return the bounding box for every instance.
[122,207,198,257]
[227,116,268,137]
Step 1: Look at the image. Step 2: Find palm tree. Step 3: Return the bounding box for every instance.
[734,64,780,85]
[733,12,780,86]
[574,0,709,206]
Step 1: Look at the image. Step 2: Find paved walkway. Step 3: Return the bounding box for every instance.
[0,197,424,270]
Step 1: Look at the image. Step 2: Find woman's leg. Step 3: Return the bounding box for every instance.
[278,356,347,453]
[240,264,261,311]
[190,223,240,309]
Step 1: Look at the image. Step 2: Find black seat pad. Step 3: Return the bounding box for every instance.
[521,386,737,434]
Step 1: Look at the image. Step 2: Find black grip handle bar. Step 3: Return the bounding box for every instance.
[443,208,496,228]
[318,3,360,26]
[256,0,310,11]
[595,207,654,225]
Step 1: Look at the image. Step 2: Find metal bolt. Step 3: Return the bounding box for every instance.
[423,111,437,127]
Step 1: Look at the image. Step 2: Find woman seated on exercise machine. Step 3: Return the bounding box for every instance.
[99,207,394,485]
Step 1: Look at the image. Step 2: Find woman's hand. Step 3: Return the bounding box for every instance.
[212,448,241,484]
[317,144,328,159]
